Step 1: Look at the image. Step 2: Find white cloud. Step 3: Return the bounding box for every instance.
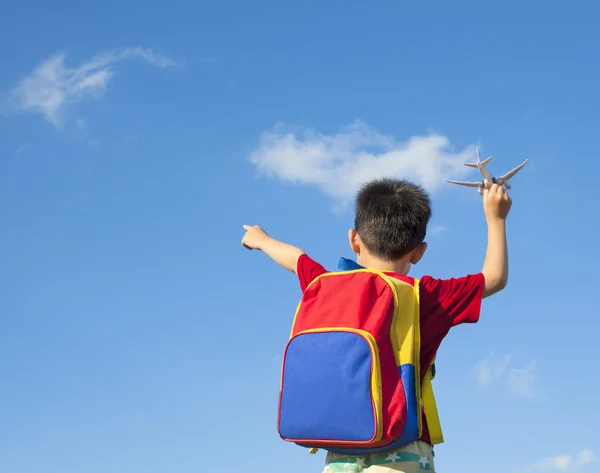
[119,134,139,146]
[271,353,282,370]
[15,142,32,154]
[470,354,540,398]
[522,449,596,472]
[429,225,448,236]
[507,361,537,398]
[471,354,512,387]
[75,117,86,131]
[248,120,477,207]
[8,47,175,127]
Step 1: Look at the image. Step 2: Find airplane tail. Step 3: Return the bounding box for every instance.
[464,156,492,168]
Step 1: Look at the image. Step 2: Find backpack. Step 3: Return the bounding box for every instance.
[277,262,443,455]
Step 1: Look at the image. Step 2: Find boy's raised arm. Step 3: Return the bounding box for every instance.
[481,184,512,298]
[241,225,305,273]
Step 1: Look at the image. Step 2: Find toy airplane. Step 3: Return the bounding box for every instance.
[445,147,528,194]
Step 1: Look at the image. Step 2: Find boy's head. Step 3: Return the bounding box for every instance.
[348,178,431,271]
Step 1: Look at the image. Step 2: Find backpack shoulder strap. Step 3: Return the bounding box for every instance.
[390,276,444,445]
[422,358,443,445]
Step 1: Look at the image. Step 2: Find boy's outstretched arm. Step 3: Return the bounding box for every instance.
[241,225,304,273]
[481,184,512,298]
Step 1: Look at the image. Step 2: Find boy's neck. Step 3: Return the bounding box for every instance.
[357,254,411,275]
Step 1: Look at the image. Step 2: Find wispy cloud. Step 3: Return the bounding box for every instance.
[429,225,449,236]
[507,361,537,398]
[15,142,32,155]
[522,449,596,472]
[74,117,86,131]
[271,353,282,370]
[8,47,175,128]
[248,120,477,209]
[471,354,512,387]
[470,354,540,398]
[118,134,139,147]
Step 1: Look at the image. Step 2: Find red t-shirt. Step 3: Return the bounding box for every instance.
[296,253,485,445]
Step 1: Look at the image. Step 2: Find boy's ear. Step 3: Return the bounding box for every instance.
[410,242,428,264]
[348,228,361,254]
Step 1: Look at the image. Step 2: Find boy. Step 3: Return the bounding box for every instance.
[241,178,512,473]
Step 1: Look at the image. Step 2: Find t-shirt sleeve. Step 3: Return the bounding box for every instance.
[297,253,329,292]
[419,273,485,332]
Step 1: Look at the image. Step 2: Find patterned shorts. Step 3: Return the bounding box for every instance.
[322,441,435,473]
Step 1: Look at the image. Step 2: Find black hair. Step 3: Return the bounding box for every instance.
[354,178,431,261]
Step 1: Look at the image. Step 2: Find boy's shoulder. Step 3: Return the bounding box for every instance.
[297,254,485,328]
[298,254,483,294]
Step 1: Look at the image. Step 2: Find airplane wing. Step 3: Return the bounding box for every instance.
[444,179,481,187]
[464,156,492,168]
[498,159,528,181]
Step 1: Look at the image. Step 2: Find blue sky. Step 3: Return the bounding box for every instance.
[1,1,599,472]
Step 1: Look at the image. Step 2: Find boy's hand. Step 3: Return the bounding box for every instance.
[242,225,270,250]
[483,184,512,221]
[241,225,305,273]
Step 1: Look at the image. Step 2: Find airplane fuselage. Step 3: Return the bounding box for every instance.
[475,177,509,194]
